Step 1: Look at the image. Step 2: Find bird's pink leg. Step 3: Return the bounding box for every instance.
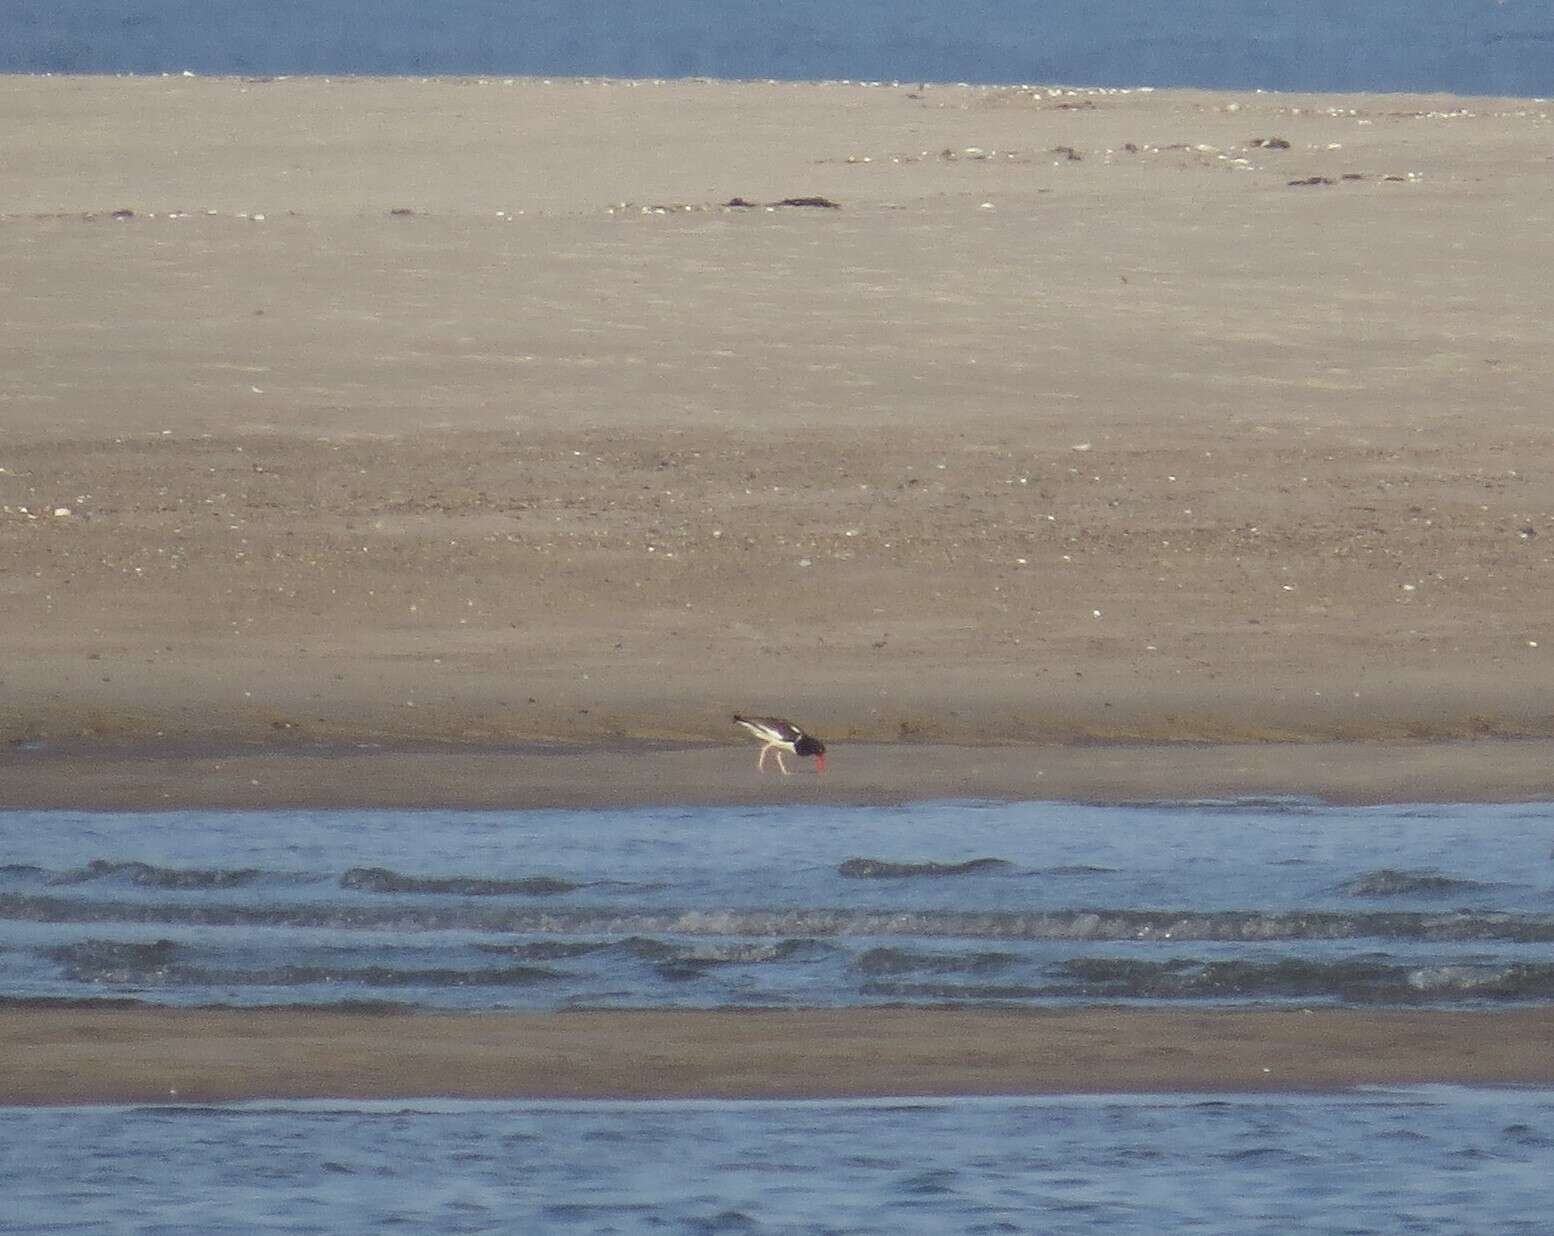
[776,751,792,775]
[757,744,772,772]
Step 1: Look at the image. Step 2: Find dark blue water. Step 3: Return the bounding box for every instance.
[4,1,1552,95]
[4,1089,1552,1234]
[4,800,1552,1011]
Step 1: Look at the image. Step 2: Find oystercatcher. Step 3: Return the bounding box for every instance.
[732,714,827,774]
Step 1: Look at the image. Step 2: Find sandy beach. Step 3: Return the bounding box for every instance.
[4,76,1554,1101]
[4,76,1554,769]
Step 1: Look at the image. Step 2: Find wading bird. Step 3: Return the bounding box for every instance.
[732,714,827,774]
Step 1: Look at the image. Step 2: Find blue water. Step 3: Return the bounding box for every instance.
[6,801,1553,1233]
[4,1089,1552,1234]
[3,800,1552,1011]
[4,1,1552,95]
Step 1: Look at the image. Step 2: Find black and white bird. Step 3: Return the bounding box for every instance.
[732,714,827,774]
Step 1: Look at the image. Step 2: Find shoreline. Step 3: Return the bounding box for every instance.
[5,1006,1553,1105]
[4,735,1554,810]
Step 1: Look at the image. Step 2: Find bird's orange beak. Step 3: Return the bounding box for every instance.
[816,755,826,773]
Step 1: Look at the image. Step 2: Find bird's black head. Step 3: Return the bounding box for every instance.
[794,734,826,758]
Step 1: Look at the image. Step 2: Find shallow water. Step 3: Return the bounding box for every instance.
[4,1088,1552,1235]
[2,800,1551,1010]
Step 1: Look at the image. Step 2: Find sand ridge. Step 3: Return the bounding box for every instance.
[4,1006,1554,1104]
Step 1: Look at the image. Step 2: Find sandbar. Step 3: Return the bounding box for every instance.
[4,1006,1553,1105]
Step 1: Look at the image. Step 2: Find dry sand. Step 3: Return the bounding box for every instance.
[4,76,1554,779]
[4,77,1554,1100]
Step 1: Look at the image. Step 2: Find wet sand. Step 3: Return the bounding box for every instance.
[4,1006,1552,1105]
[5,76,1554,1102]
[4,735,1554,810]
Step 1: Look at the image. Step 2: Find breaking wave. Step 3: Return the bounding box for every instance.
[861,960,1554,1004]
[7,895,1554,943]
[47,938,564,989]
[838,857,1013,879]
[855,948,1016,976]
[1339,869,1493,898]
[48,860,273,889]
[340,867,581,896]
